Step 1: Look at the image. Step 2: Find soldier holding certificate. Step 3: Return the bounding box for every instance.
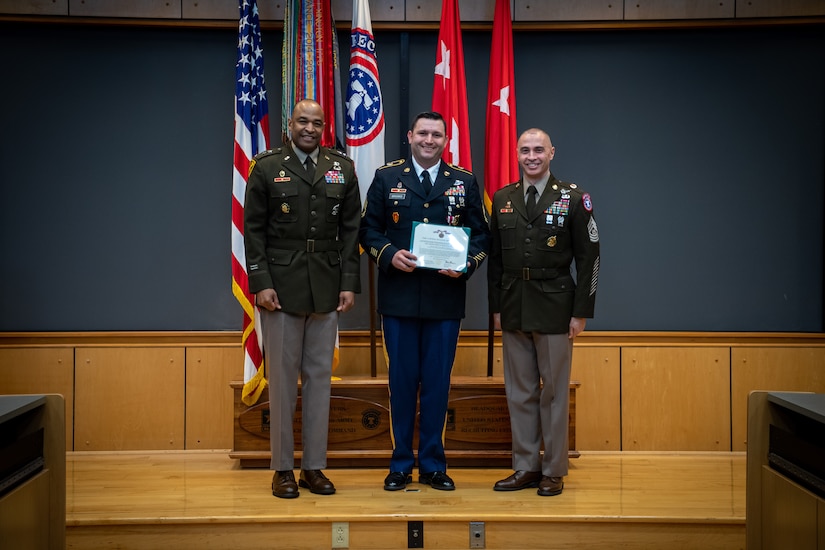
[359,111,490,492]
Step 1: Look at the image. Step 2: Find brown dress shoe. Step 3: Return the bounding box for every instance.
[299,469,336,495]
[493,470,542,491]
[537,476,564,496]
[272,470,299,499]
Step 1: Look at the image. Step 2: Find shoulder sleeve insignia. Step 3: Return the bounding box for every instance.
[248,158,257,177]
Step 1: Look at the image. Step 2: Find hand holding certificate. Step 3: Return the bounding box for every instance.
[410,222,471,273]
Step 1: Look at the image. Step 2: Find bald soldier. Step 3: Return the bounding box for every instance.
[487,128,600,497]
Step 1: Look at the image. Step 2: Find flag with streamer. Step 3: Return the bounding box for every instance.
[484,0,518,213]
[282,0,344,371]
[432,0,471,170]
[232,0,270,405]
[282,0,343,148]
[346,0,385,204]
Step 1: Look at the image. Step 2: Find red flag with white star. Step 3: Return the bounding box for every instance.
[484,0,518,213]
[432,0,471,170]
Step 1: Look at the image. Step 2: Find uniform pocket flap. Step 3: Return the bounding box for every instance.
[267,249,296,265]
[540,275,575,293]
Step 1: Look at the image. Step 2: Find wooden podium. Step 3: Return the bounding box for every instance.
[230,377,579,468]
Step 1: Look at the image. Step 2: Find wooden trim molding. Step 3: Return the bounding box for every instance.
[1,330,824,348]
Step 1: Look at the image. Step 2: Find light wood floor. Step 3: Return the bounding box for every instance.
[66,451,747,550]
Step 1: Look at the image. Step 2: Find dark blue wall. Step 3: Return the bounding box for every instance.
[0,22,822,331]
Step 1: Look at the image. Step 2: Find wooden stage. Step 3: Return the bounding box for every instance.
[65,451,746,549]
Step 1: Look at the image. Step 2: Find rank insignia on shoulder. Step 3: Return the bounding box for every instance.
[447,163,471,175]
[380,159,405,170]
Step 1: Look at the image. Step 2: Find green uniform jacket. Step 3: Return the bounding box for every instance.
[488,173,600,333]
[244,144,361,314]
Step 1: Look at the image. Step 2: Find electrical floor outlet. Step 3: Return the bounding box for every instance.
[469,521,485,548]
[408,520,423,548]
[332,522,349,548]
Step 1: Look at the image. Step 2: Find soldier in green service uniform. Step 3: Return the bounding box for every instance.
[488,128,600,497]
[244,99,361,499]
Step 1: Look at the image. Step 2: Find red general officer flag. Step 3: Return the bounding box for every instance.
[484,0,518,213]
[432,0,471,170]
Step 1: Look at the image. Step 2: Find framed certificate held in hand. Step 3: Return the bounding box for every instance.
[410,222,471,272]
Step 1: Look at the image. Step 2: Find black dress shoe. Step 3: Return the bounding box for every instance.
[419,471,455,491]
[384,471,412,491]
[272,470,299,499]
[537,476,564,496]
[493,470,542,491]
[299,469,336,495]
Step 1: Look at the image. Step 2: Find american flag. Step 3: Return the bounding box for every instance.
[232,0,270,406]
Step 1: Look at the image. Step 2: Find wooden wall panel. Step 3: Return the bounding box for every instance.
[181,0,235,20]
[514,0,622,21]
[624,0,735,20]
[331,0,405,21]
[185,347,242,449]
[621,347,731,451]
[571,346,621,451]
[0,0,67,14]
[69,0,181,18]
[0,347,75,451]
[736,0,825,18]
[406,0,500,22]
[335,344,387,377]
[730,347,825,451]
[74,347,185,450]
